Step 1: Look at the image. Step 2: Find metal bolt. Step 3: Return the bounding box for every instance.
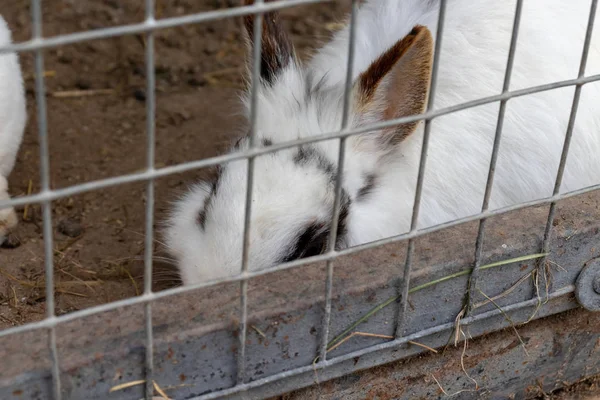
[593,276,600,295]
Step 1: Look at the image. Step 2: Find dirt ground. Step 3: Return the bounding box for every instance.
[542,376,600,400]
[0,0,351,327]
[277,360,600,400]
[1,1,600,399]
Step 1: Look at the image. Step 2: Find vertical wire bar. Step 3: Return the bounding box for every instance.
[539,0,598,293]
[31,1,62,398]
[465,0,523,315]
[237,0,264,385]
[395,0,447,339]
[143,0,156,398]
[317,0,359,362]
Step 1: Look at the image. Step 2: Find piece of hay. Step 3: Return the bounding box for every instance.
[50,89,115,98]
[22,179,33,221]
[325,253,548,354]
[109,379,146,392]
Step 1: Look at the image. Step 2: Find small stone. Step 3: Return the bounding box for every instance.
[168,74,180,85]
[203,41,220,55]
[156,65,170,76]
[58,53,72,64]
[75,79,91,90]
[133,65,145,76]
[176,110,191,121]
[57,217,83,238]
[188,75,207,87]
[133,88,146,102]
[84,43,99,53]
[106,0,120,9]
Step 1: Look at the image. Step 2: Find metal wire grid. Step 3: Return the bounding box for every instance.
[0,0,598,399]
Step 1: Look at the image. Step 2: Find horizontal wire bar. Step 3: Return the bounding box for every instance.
[189,285,574,400]
[0,180,595,340]
[1,73,599,213]
[0,0,329,55]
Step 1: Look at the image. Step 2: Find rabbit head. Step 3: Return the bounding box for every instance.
[164,5,434,285]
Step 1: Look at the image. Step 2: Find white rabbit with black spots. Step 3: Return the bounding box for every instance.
[0,15,26,247]
[165,0,600,285]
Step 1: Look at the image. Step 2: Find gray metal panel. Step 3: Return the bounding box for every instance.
[1,190,598,399]
[1,1,599,399]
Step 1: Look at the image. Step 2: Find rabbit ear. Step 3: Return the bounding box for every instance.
[354,25,433,146]
[242,0,296,85]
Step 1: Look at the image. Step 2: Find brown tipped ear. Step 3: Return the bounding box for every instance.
[355,25,433,145]
[243,0,296,85]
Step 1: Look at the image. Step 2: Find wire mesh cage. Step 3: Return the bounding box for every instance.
[1,0,599,399]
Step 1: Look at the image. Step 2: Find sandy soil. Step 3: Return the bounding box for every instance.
[0,0,350,327]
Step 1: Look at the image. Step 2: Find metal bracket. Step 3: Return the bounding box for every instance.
[576,257,600,312]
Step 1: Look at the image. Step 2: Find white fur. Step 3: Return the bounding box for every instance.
[0,15,26,242]
[165,0,600,285]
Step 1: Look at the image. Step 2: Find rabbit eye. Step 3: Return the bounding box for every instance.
[301,229,330,258]
[279,190,352,264]
[281,224,329,263]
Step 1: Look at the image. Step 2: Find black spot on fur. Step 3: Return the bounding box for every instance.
[293,146,335,180]
[291,92,302,110]
[280,189,351,263]
[293,146,311,163]
[196,169,222,231]
[312,71,330,94]
[427,0,439,8]
[335,190,351,248]
[243,4,295,86]
[262,138,273,147]
[281,223,329,262]
[356,174,376,201]
[304,71,315,101]
[196,209,208,230]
